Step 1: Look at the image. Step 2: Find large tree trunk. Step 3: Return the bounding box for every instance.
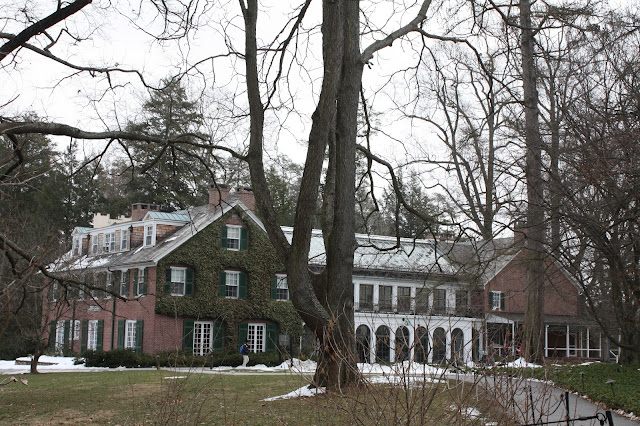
[520,0,546,364]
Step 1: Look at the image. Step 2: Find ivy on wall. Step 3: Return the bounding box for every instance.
[155,207,303,349]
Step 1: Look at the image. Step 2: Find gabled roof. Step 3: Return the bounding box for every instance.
[52,199,263,272]
[439,237,523,286]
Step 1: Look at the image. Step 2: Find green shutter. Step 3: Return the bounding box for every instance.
[213,322,224,351]
[164,268,171,294]
[133,269,139,296]
[270,275,277,300]
[117,319,125,349]
[239,272,247,299]
[238,323,248,347]
[488,292,494,309]
[183,320,195,353]
[266,323,277,352]
[185,268,194,296]
[141,268,148,295]
[63,320,70,350]
[240,228,248,250]
[221,226,228,248]
[49,321,55,348]
[81,320,88,353]
[219,272,226,298]
[500,293,506,311]
[135,320,144,354]
[96,320,104,351]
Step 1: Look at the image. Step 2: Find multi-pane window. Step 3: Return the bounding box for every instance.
[276,275,289,301]
[226,226,241,250]
[169,268,186,296]
[120,229,129,251]
[247,323,266,353]
[397,287,412,313]
[55,321,65,352]
[193,321,213,356]
[72,237,81,256]
[91,236,98,255]
[125,320,137,349]
[455,290,469,314]
[144,225,154,246]
[225,271,239,298]
[415,287,429,314]
[359,284,374,311]
[103,232,115,252]
[87,320,99,350]
[73,320,81,341]
[379,285,393,312]
[489,291,505,311]
[105,272,113,299]
[135,268,146,297]
[119,271,129,297]
[433,289,447,314]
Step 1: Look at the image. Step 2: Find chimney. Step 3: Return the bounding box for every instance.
[513,220,527,244]
[131,203,161,222]
[208,184,231,211]
[233,186,255,212]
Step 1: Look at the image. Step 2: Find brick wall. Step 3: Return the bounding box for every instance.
[485,250,578,316]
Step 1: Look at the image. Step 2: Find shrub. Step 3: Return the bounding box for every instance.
[83,350,156,368]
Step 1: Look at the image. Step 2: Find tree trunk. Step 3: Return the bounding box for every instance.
[520,0,546,364]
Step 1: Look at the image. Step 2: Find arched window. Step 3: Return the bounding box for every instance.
[433,327,447,364]
[414,326,429,363]
[375,325,390,363]
[395,326,410,362]
[451,328,464,364]
[356,325,371,363]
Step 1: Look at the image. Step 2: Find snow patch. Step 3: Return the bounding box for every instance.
[262,385,325,401]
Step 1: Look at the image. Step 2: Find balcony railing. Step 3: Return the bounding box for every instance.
[355,302,477,317]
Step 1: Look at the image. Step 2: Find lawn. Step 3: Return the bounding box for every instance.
[539,362,640,415]
[0,369,507,425]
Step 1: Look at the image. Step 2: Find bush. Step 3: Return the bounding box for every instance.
[83,350,156,368]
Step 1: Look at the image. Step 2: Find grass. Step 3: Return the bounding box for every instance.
[0,369,507,425]
[540,362,640,415]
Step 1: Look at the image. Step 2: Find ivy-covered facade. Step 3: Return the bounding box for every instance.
[47,186,302,357]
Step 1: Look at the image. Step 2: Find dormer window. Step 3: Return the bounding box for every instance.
[103,232,115,253]
[120,228,129,251]
[91,236,99,255]
[72,237,81,256]
[221,225,247,251]
[144,225,155,247]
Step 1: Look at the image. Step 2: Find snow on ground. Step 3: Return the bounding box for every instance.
[262,385,326,401]
[504,358,542,368]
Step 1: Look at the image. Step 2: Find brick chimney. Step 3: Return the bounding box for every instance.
[208,184,231,211]
[131,203,161,222]
[233,186,255,212]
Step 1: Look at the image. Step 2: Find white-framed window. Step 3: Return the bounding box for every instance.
[72,237,81,256]
[87,320,99,350]
[50,282,59,302]
[170,267,186,296]
[247,323,266,353]
[103,232,115,252]
[489,291,505,311]
[397,286,412,313]
[105,272,113,299]
[433,289,447,313]
[91,236,99,255]
[136,268,146,297]
[225,271,239,298]
[144,224,155,247]
[358,284,374,311]
[55,321,66,352]
[73,320,81,341]
[120,229,129,251]
[193,321,213,356]
[119,271,129,297]
[125,320,137,349]
[225,225,241,250]
[276,275,289,301]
